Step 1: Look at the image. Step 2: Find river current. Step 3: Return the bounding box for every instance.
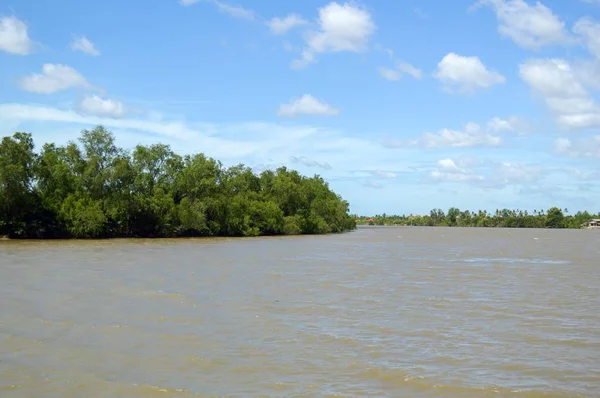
[1,226,599,397]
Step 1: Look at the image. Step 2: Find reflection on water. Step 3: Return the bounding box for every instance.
[1,227,599,397]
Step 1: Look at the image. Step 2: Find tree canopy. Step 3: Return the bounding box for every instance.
[355,207,599,229]
[0,126,356,239]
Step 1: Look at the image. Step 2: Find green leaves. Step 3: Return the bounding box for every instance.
[0,125,356,238]
[60,194,107,238]
[0,132,39,236]
[545,207,565,229]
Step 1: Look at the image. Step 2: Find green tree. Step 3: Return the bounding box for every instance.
[545,207,565,229]
[0,133,46,237]
[447,207,460,226]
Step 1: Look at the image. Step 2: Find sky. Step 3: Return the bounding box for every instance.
[0,0,599,215]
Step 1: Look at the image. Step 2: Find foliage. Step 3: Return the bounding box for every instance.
[355,207,599,230]
[0,126,356,239]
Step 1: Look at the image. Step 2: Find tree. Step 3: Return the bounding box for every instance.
[546,207,564,229]
[0,133,41,237]
[0,126,356,238]
[447,207,460,226]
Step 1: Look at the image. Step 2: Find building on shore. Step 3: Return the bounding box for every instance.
[587,219,600,228]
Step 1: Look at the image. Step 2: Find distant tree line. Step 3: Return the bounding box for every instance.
[355,207,599,229]
[0,126,356,239]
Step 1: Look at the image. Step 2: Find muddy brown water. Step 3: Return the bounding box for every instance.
[1,226,599,397]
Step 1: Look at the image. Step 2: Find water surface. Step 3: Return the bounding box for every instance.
[1,227,599,397]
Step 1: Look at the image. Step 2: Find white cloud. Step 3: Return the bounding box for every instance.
[487,116,531,134]
[79,96,126,118]
[573,17,600,58]
[416,122,502,148]
[476,0,573,49]
[71,35,100,56]
[179,0,255,20]
[496,162,543,185]
[213,0,255,20]
[431,158,484,182]
[438,158,460,171]
[397,61,423,79]
[430,157,544,187]
[519,58,600,130]
[292,2,375,68]
[519,59,586,98]
[278,94,340,117]
[290,155,332,169]
[555,136,600,157]
[384,115,529,149]
[379,61,422,81]
[433,52,505,93]
[268,14,308,34]
[0,16,34,55]
[19,64,93,94]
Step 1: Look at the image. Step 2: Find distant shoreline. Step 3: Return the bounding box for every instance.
[354,207,599,230]
[355,224,597,230]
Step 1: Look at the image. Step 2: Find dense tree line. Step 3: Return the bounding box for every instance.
[355,207,599,229]
[0,126,356,239]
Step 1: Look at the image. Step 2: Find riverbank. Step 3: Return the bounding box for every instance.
[355,223,592,230]
[0,228,358,241]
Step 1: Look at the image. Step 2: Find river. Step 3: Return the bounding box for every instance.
[1,226,599,397]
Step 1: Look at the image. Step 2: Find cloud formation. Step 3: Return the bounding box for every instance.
[0,16,34,55]
[292,2,375,68]
[268,14,308,34]
[487,116,531,135]
[71,35,100,56]
[430,157,544,189]
[19,64,94,94]
[79,96,126,118]
[385,119,509,148]
[476,0,573,49]
[379,61,422,81]
[278,94,340,117]
[555,136,600,157]
[434,53,505,93]
[573,17,600,58]
[180,0,255,20]
[519,58,600,130]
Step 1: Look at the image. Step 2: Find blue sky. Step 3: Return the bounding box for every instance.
[1,0,599,215]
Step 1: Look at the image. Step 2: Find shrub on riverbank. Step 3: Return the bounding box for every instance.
[0,126,356,238]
